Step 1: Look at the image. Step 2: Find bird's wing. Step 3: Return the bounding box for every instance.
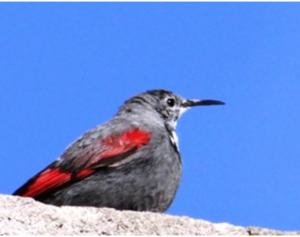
[13,127,151,198]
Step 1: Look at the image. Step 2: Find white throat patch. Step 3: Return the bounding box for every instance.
[170,130,179,150]
[168,105,189,150]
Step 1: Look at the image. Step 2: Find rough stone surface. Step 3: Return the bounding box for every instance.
[0,194,298,235]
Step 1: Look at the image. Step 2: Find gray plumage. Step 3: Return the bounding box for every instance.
[14,89,224,212]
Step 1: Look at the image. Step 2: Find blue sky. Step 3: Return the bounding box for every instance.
[1,3,300,231]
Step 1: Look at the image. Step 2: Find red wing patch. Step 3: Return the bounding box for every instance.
[14,128,151,198]
[76,168,95,178]
[99,128,151,160]
[18,168,96,198]
[19,168,71,197]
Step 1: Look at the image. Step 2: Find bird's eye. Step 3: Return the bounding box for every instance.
[167,98,175,107]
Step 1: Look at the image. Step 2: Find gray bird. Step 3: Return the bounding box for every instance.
[14,89,224,212]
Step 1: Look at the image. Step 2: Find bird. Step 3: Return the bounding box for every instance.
[13,89,224,212]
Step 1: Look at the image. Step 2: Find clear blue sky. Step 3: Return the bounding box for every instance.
[1,3,300,231]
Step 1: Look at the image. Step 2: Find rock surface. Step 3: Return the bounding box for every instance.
[0,194,297,235]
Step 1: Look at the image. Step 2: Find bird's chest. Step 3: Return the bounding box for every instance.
[132,138,182,211]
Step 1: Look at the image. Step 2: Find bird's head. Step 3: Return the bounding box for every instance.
[120,89,225,131]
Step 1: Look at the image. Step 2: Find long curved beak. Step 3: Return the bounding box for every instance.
[182,99,225,107]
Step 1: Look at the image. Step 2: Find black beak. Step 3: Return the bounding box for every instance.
[182,99,225,107]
